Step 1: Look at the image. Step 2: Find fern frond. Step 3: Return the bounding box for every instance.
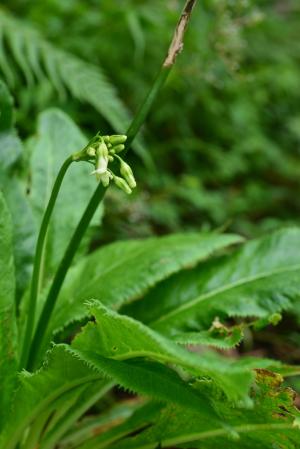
[0,9,147,157]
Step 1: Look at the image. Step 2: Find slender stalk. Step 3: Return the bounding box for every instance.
[19,155,73,369]
[125,68,169,148]
[126,0,197,148]
[40,381,112,449]
[27,0,198,370]
[21,409,54,449]
[27,183,106,370]
[1,374,106,449]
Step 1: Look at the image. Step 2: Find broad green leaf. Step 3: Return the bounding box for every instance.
[0,192,17,429]
[1,335,220,449]
[2,178,36,300]
[72,302,281,404]
[0,81,36,298]
[28,108,102,275]
[0,345,111,449]
[71,310,222,418]
[130,228,300,334]
[0,153,36,302]
[70,350,219,423]
[51,232,242,337]
[108,372,300,449]
[0,131,21,176]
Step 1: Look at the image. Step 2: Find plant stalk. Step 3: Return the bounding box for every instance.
[126,0,197,148]
[27,0,198,370]
[27,183,106,370]
[125,68,169,149]
[19,155,73,369]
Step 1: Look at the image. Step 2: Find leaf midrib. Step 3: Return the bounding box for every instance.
[128,422,296,449]
[71,236,215,303]
[151,263,300,327]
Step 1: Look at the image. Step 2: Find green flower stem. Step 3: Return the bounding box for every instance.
[19,155,73,369]
[26,67,172,370]
[125,67,170,148]
[126,0,197,148]
[27,0,197,370]
[27,183,106,370]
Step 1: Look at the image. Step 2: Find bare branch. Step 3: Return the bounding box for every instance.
[163,0,197,67]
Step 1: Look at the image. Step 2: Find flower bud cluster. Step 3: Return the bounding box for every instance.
[73,133,136,194]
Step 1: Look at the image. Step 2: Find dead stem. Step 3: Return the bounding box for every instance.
[163,0,197,67]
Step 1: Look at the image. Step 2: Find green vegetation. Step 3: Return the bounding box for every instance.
[1,1,300,448]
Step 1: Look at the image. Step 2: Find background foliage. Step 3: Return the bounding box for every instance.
[1,0,299,240]
[1,1,300,447]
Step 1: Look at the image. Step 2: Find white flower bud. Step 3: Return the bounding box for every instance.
[111,144,125,154]
[119,159,136,189]
[86,146,96,157]
[113,176,132,194]
[109,135,127,145]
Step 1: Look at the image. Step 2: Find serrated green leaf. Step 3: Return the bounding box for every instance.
[0,192,17,430]
[69,349,219,423]
[131,228,300,334]
[107,372,300,449]
[72,302,282,404]
[173,324,244,349]
[50,233,242,339]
